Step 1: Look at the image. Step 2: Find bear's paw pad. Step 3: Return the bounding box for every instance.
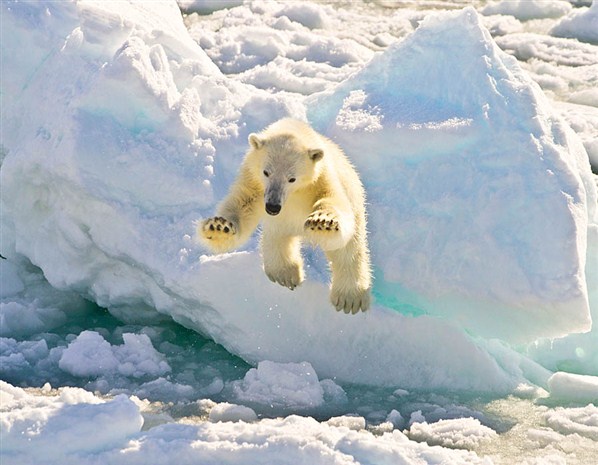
[202,217,236,240]
[304,212,340,233]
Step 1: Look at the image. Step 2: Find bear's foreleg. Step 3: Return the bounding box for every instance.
[261,232,304,290]
[199,170,263,253]
[326,238,371,314]
[199,216,239,253]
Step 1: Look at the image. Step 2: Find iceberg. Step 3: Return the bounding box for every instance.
[1,1,596,393]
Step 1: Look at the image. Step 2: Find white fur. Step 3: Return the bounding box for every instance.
[199,118,372,313]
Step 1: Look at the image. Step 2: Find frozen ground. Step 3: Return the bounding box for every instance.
[1,1,598,464]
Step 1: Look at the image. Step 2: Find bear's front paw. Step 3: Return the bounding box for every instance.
[265,263,304,290]
[304,211,340,233]
[199,217,237,252]
[304,210,349,251]
[330,287,370,314]
[202,216,236,238]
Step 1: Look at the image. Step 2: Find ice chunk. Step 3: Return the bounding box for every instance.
[208,402,258,423]
[408,417,498,449]
[178,0,243,15]
[229,361,340,411]
[58,331,119,377]
[0,301,66,338]
[0,260,24,297]
[544,403,598,440]
[274,3,331,30]
[551,0,598,45]
[59,331,170,378]
[547,372,598,403]
[482,0,572,21]
[326,415,366,431]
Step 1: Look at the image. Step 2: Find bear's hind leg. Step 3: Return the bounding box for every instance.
[261,233,304,290]
[326,238,371,314]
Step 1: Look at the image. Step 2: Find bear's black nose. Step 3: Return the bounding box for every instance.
[265,203,281,215]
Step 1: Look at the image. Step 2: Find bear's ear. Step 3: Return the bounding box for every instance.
[248,133,265,150]
[308,148,324,161]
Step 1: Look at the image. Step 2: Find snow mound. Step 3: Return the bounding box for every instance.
[551,0,598,45]
[1,1,596,391]
[308,6,596,343]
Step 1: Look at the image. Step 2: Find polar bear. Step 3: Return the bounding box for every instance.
[199,118,371,313]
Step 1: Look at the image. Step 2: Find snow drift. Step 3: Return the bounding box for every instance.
[1,1,596,391]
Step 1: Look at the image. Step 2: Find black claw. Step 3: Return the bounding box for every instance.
[209,224,215,231]
[223,226,229,233]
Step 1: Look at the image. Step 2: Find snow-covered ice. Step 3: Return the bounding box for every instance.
[2,1,598,464]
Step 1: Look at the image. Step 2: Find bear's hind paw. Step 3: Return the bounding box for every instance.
[331,288,370,314]
[265,264,304,290]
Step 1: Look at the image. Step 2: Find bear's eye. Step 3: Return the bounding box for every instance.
[263,170,269,177]
[288,177,296,183]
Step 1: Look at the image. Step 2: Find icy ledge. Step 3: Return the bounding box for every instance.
[1,2,596,391]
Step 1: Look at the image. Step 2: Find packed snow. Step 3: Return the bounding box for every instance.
[1,1,598,464]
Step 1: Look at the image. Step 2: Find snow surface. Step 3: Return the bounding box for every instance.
[2,1,598,464]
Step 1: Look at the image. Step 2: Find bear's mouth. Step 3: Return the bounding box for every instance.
[265,203,281,215]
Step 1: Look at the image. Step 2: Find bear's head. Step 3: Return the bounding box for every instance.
[248,132,324,216]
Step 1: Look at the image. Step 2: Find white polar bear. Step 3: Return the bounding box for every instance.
[199,118,371,313]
